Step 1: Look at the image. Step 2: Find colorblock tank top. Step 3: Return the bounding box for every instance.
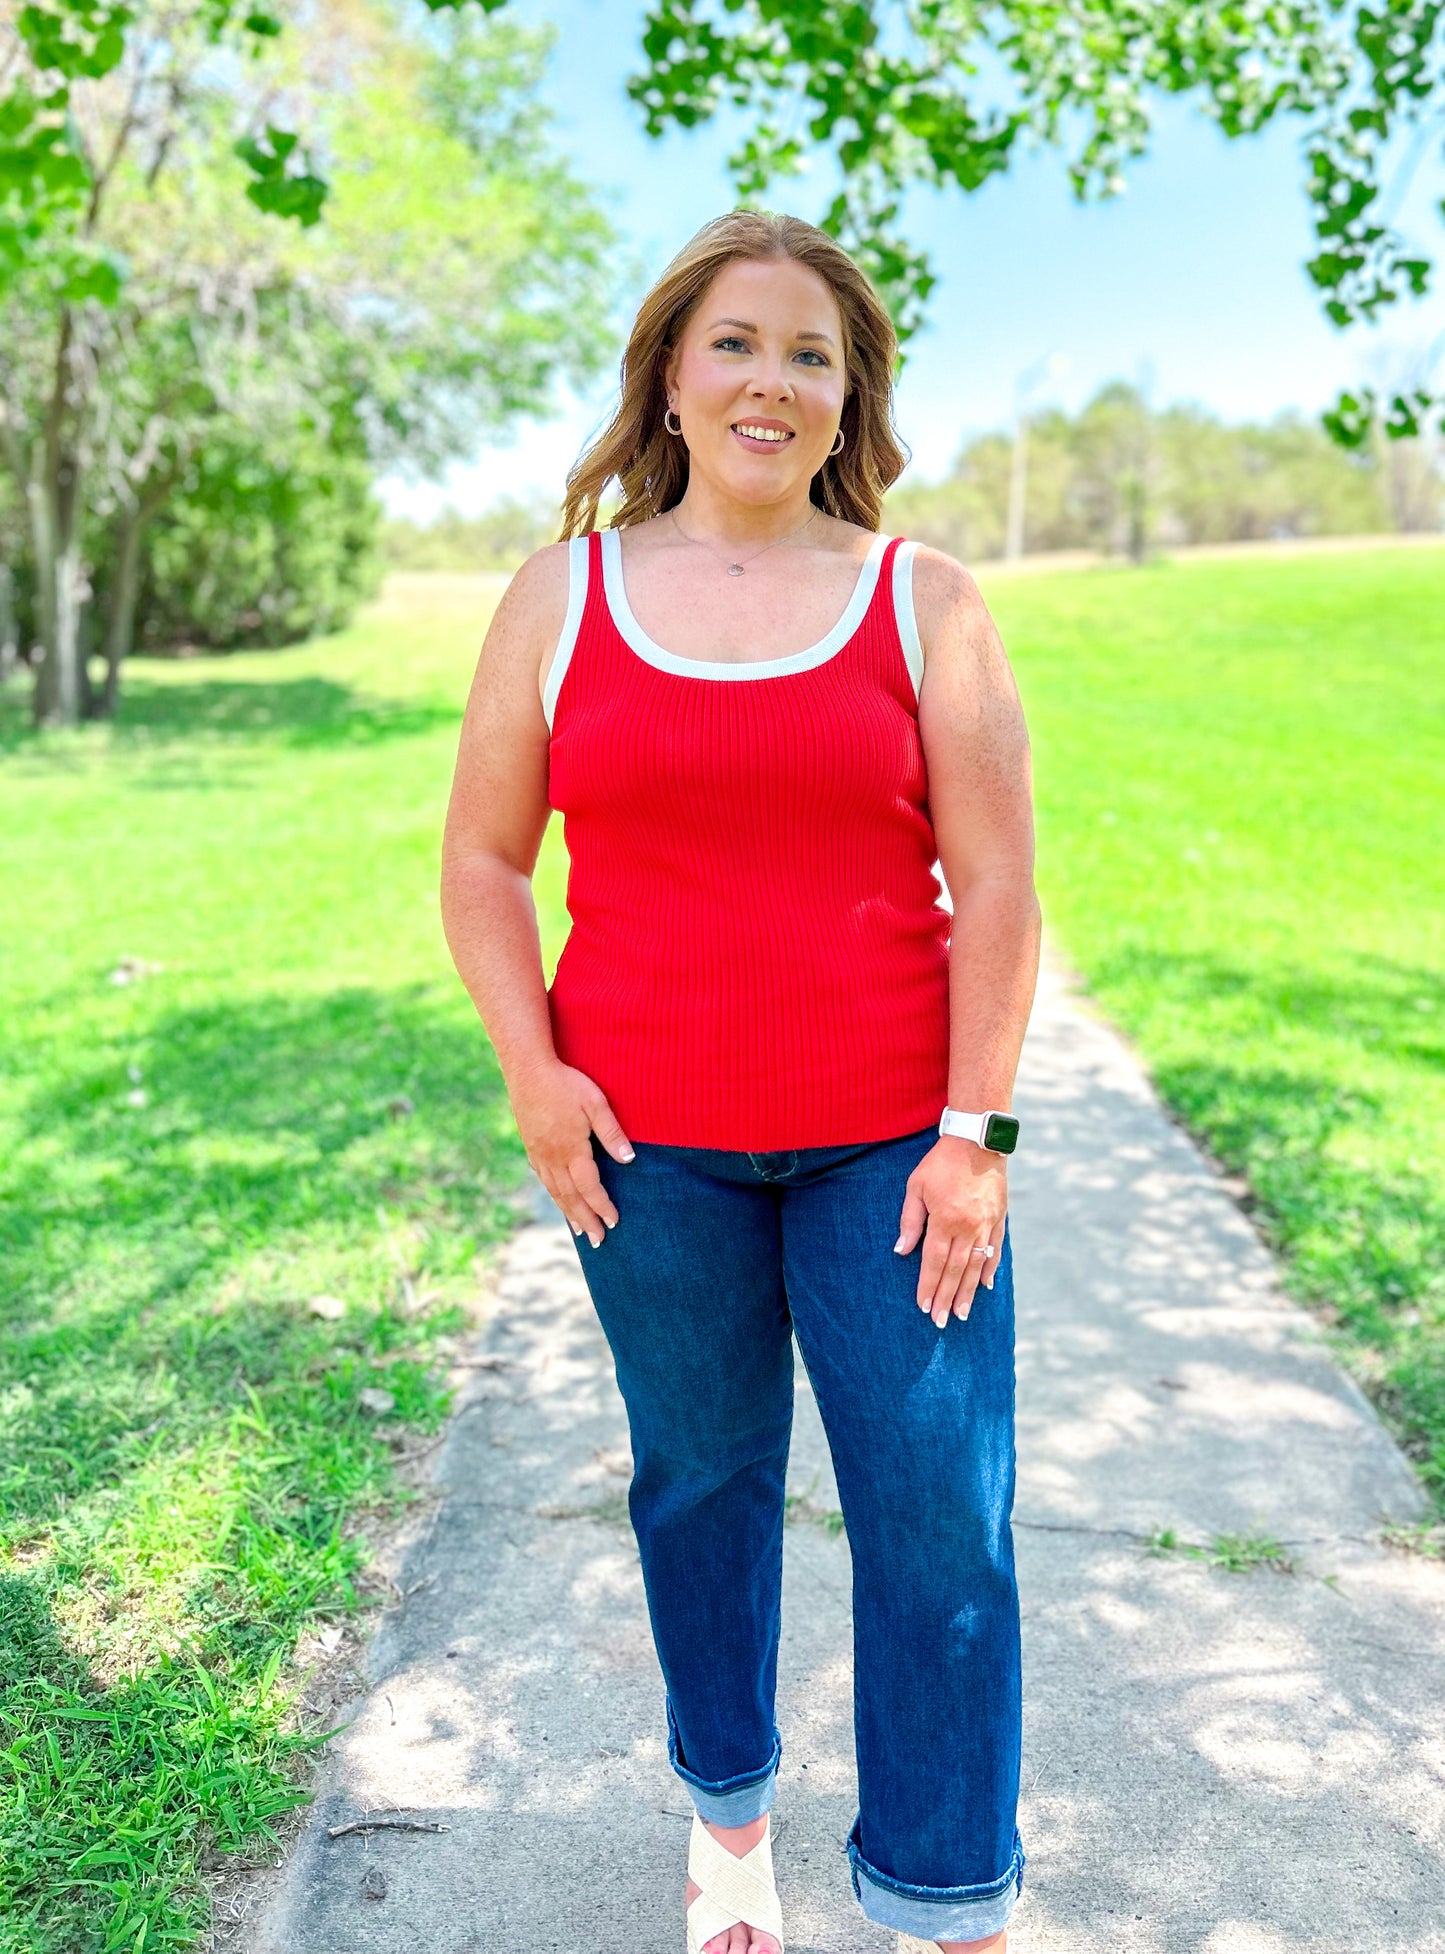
[543,525,952,1150]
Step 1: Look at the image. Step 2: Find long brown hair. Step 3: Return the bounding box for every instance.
[560,210,909,539]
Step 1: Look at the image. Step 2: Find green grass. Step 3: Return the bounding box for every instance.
[1,542,1442,1946]
[0,576,552,1952]
[985,544,1445,1503]
[1144,1526,1296,1573]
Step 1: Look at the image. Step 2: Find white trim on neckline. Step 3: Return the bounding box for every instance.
[600,525,892,680]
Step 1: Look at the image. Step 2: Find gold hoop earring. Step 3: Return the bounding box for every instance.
[664,408,683,435]
[829,427,846,457]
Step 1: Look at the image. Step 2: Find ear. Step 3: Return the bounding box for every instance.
[661,344,679,405]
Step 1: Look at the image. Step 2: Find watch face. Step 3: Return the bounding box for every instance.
[984,1112,1020,1154]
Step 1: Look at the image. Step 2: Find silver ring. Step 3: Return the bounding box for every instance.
[971,1244,996,1257]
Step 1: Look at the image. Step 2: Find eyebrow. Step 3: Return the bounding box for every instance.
[708,316,836,347]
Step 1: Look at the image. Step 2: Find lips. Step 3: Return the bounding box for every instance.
[731,421,796,453]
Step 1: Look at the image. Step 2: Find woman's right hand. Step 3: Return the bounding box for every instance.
[513,1060,634,1247]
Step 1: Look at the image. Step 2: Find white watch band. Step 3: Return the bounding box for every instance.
[938,1107,1009,1146]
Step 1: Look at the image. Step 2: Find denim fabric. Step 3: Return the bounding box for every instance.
[568,1122,1025,1939]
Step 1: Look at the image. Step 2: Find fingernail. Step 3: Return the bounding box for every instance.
[619,1146,635,1161]
[605,1215,617,1228]
[893,1237,906,1253]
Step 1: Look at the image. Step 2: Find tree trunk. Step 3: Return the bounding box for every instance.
[29,451,90,727]
[29,307,92,729]
[0,565,16,686]
[1125,469,1149,563]
[93,505,148,718]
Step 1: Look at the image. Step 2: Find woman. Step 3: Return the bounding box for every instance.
[440,209,1041,1954]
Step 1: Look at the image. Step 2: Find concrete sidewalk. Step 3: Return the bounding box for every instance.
[247,945,1445,1954]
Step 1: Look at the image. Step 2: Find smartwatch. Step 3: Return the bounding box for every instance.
[938,1107,1020,1155]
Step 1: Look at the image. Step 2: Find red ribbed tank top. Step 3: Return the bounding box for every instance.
[543,524,951,1150]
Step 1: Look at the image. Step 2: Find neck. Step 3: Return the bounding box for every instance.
[669,482,818,549]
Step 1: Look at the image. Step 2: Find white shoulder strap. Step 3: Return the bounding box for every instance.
[542,534,590,732]
[892,537,924,703]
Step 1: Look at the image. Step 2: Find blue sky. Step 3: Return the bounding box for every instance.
[380,0,1445,519]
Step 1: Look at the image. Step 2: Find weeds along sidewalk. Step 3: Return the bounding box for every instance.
[243,941,1445,1954]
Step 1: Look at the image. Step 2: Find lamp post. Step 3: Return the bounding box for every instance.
[1005,352,1070,561]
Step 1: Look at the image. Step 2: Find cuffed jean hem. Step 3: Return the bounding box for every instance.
[680,1766,778,1826]
[668,1710,781,1826]
[847,1821,1025,1941]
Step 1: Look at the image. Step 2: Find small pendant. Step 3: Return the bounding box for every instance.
[727,563,745,576]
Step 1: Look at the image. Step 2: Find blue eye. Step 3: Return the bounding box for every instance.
[711,336,829,365]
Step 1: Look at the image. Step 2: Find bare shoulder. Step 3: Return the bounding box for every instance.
[459,537,576,722]
[488,538,571,666]
[905,542,1026,741]
[908,542,991,649]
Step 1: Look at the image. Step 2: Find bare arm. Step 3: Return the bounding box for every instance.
[898,546,1043,1326]
[439,543,633,1248]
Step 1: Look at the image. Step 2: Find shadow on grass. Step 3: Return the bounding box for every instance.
[0,981,532,1951]
[1123,942,1444,1069]
[0,669,458,758]
[1073,941,1445,1490]
[1,983,528,1533]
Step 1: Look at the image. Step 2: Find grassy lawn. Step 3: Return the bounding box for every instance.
[983,543,1445,1503]
[0,576,557,1953]
[1,542,1441,1949]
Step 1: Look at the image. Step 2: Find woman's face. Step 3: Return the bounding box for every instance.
[663,256,848,505]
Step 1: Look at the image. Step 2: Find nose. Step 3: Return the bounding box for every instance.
[746,357,795,400]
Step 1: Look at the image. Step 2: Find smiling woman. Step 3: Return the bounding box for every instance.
[440,209,1041,1954]
[558,212,906,547]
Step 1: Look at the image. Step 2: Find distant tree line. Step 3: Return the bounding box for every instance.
[374,381,1443,577]
[884,381,1444,565]
[380,495,568,576]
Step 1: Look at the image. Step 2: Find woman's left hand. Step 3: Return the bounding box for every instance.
[895,1138,1008,1327]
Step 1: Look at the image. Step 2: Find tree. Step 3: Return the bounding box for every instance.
[617,0,1445,447]
[882,380,1399,558]
[0,0,622,723]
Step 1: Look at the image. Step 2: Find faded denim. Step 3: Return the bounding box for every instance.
[567,1122,1025,1941]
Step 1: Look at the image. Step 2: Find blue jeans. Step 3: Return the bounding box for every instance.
[567,1121,1025,1943]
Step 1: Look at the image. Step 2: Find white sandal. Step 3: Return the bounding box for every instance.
[685,1811,785,1953]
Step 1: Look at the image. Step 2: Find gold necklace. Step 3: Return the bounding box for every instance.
[668,504,821,576]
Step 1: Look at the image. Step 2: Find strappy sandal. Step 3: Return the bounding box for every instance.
[685,1811,785,1953]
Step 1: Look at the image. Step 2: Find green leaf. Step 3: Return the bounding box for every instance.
[234,123,329,227]
[58,250,125,303]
